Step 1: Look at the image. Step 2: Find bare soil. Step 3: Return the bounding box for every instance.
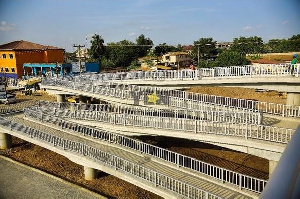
[188,86,286,104]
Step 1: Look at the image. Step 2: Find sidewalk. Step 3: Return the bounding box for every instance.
[0,156,105,199]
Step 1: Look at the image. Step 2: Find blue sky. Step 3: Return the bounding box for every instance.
[0,0,299,52]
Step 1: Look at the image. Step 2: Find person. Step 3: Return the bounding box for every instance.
[189,63,195,70]
[290,54,298,74]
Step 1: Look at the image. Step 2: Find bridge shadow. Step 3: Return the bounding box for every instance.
[134,136,269,180]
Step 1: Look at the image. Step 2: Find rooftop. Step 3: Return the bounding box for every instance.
[0,40,64,51]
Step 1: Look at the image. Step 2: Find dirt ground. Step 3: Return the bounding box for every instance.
[188,86,286,105]
[0,87,284,198]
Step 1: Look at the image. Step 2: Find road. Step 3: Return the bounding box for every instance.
[0,156,105,199]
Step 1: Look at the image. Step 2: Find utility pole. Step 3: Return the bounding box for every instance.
[73,44,85,74]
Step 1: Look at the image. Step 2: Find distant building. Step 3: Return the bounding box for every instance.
[75,48,89,60]
[162,52,192,68]
[215,42,232,49]
[0,40,64,78]
[182,45,193,54]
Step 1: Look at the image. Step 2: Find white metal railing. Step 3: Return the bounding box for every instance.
[0,116,222,199]
[24,108,268,193]
[42,74,300,118]
[38,101,263,125]
[29,103,294,144]
[73,64,297,81]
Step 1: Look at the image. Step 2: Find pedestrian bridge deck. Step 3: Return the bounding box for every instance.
[1,113,257,199]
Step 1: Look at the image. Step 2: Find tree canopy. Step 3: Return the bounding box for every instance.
[230,36,265,55]
[89,34,105,63]
[136,34,153,57]
[191,38,218,64]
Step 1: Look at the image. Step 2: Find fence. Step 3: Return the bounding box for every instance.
[24,108,268,193]
[33,102,294,145]
[38,101,263,125]
[0,116,222,199]
[74,64,297,82]
[42,76,300,118]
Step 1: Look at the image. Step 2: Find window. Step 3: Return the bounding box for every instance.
[2,54,6,59]
[11,68,15,73]
[9,54,13,59]
[5,67,9,73]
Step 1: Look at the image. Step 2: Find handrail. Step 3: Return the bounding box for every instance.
[24,107,269,193]
[260,126,300,199]
[32,102,294,145]
[0,117,222,199]
[42,73,300,118]
[38,101,263,125]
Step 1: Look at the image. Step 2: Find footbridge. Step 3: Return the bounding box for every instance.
[28,101,294,163]
[1,110,262,199]
[1,63,299,198]
[42,77,300,118]
[68,64,300,93]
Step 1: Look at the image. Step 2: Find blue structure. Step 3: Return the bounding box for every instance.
[85,62,100,73]
[23,63,72,76]
[0,73,18,78]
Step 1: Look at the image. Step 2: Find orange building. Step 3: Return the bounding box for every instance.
[0,40,64,78]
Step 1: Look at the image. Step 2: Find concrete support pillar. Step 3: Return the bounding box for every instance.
[269,160,278,178]
[56,94,65,103]
[79,95,86,104]
[0,133,12,150]
[84,167,97,180]
[286,93,300,106]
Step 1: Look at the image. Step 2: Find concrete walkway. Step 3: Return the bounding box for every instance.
[0,156,105,199]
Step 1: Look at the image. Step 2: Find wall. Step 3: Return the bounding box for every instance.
[15,49,64,77]
[0,51,17,77]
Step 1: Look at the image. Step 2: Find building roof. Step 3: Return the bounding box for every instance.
[0,40,64,51]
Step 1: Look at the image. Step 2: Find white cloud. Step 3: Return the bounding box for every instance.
[128,32,137,37]
[282,20,289,25]
[243,26,252,31]
[0,21,15,31]
[140,26,151,31]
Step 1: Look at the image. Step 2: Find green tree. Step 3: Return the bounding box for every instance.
[288,34,300,52]
[191,38,217,64]
[106,40,139,68]
[214,50,250,67]
[230,36,265,54]
[153,43,177,56]
[136,34,153,57]
[89,34,105,63]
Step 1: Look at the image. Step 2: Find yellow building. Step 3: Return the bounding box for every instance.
[162,52,191,69]
[0,40,64,78]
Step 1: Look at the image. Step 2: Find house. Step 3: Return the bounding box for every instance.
[162,52,191,68]
[0,40,64,78]
[215,42,232,49]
